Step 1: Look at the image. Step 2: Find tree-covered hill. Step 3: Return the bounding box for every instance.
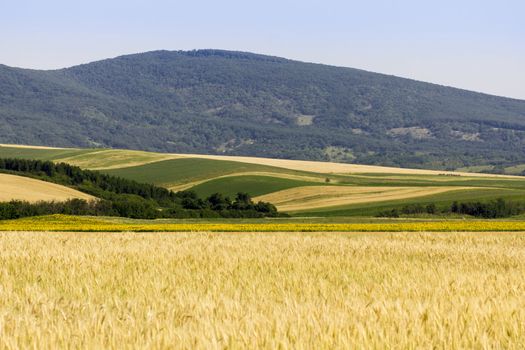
[1,49,525,170]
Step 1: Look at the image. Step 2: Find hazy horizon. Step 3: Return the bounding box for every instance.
[1,0,523,99]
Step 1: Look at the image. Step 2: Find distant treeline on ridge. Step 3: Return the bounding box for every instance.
[0,158,281,219]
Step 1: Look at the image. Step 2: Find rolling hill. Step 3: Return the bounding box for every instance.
[2,144,525,216]
[1,50,525,171]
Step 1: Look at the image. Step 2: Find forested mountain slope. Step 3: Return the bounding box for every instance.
[1,49,525,170]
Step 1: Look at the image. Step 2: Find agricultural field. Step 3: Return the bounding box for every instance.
[1,144,525,349]
[2,214,525,232]
[1,231,524,348]
[254,186,475,212]
[0,174,94,203]
[1,144,525,217]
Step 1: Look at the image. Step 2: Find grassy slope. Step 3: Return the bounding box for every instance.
[190,175,322,198]
[504,164,525,175]
[103,158,326,188]
[0,145,91,160]
[103,158,269,186]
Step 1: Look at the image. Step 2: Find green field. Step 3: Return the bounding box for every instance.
[190,175,322,198]
[0,146,91,160]
[1,144,525,217]
[299,188,525,217]
[104,158,294,187]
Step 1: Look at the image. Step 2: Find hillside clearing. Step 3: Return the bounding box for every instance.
[0,174,94,203]
[255,186,476,212]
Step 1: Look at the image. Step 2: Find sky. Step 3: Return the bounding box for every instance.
[1,0,524,99]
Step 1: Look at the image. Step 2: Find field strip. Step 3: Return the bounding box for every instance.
[1,144,522,179]
[54,149,180,170]
[168,171,326,191]
[175,153,520,178]
[2,215,525,232]
[342,174,497,182]
[0,174,95,202]
[255,186,478,212]
[0,143,70,150]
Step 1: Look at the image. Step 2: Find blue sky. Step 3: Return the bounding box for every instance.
[1,0,524,99]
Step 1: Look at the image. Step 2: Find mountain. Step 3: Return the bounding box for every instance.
[1,49,525,171]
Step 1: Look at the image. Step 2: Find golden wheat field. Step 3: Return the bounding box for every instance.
[0,174,95,203]
[1,231,524,349]
[254,186,474,211]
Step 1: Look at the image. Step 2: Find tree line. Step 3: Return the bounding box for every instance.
[378,198,523,219]
[0,158,281,219]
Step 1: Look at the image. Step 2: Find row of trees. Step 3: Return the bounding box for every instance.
[450,199,522,218]
[0,199,111,220]
[0,194,278,220]
[378,198,523,219]
[0,158,280,219]
[0,158,178,203]
[377,203,437,218]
